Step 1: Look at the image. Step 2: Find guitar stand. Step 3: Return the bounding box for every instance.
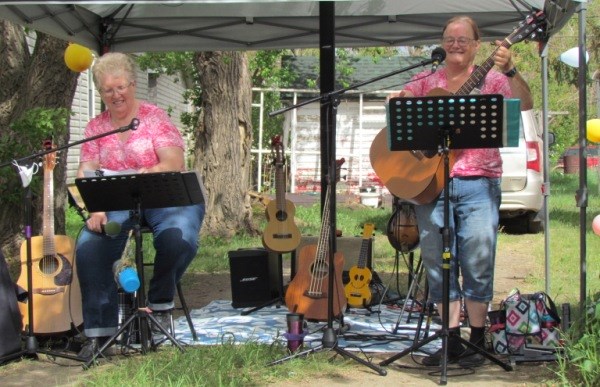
[240,254,285,316]
[379,95,512,384]
[75,171,205,367]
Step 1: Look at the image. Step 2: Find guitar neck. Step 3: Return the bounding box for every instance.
[356,238,370,269]
[275,163,286,208]
[457,40,512,96]
[43,162,57,256]
[315,186,332,263]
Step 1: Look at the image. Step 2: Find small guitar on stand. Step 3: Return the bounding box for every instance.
[262,135,301,253]
[344,223,375,309]
[285,159,347,321]
[17,139,83,334]
[369,10,546,204]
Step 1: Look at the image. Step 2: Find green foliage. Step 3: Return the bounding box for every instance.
[0,107,70,206]
[557,297,600,386]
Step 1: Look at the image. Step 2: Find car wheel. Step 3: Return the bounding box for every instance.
[526,212,544,234]
[500,212,543,234]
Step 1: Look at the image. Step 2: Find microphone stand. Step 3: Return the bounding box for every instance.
[268,54,442,375]
[0,118,139,363]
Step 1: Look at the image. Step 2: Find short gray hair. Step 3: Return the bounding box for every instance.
[92,52,137,89]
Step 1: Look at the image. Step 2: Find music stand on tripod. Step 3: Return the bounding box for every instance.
[75,171,205,367]
[379,95,513,384]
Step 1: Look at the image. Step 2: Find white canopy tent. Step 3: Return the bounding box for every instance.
[0,0,583,298]
[0,0,553,53]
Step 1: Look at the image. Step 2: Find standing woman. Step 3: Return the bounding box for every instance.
[75,52,205,360]
[390,16,533,367]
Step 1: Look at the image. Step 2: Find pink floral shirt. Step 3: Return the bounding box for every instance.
[404,67,512,178]
[80,101,184,171]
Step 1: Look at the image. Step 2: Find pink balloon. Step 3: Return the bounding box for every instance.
[593,214,600,236]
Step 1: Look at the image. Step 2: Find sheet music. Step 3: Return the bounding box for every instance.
[83,168,137,177]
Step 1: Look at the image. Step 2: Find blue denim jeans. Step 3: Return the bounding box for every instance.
[76,203,205,337]
[415,177,500,304]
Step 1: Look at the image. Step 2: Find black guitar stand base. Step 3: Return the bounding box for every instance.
[269,326,387,376]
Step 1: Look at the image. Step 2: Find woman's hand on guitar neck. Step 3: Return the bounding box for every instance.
[493,40,514,74]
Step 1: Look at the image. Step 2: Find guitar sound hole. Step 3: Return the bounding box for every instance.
[275,210,287,221]
[309,262,328,280]
[39,255,60,275]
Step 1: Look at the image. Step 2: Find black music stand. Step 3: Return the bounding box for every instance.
[379,95,512,384]
[75,171,204,367]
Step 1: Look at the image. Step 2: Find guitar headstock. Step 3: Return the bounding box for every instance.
[271,135,284,166]
[361,223,375,239]
[43,138,56,171]
[505,10,547,46]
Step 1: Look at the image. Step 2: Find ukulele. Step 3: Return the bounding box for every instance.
[285,159,346,321]
[262,135,301,253]
[344,223,375,309]
[17,139,83,334]
[387,199,419,253]
[369,11,546,204]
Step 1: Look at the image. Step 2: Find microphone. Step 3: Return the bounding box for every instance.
[431,47,446,73]
[117,118,140,132]
[129,118,140,130]
[113,260,140,293]
[101,221,122,237]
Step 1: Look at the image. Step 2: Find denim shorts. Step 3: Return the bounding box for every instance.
[415,177,501,303]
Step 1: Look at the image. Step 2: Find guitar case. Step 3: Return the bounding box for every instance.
[0,250,23,360]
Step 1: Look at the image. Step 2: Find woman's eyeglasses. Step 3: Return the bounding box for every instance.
[441,37,475,47]
[100,81,134,97]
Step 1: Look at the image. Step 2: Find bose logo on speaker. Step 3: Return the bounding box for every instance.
[240,277,259,282]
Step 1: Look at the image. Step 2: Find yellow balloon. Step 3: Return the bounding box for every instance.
[64,43,93,72]
[587,119,600,143]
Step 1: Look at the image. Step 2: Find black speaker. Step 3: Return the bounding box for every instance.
[228,248,280,308]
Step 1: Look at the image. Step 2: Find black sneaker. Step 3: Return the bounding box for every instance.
[458,348,487,368]
[77,337,111,362]
[421,347,464,366]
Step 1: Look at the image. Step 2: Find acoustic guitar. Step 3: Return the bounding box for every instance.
[344,223,375,309]
[387,200,419,253]
[369,11,546,204]
[285,159,346,321]
[262,135,301,253]
[17,139,83,334]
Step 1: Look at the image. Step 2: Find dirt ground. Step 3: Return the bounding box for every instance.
[0,194,558,385]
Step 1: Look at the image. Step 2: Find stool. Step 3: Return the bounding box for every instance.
[140,227,198,341]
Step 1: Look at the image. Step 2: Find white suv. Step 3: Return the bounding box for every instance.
[499,109,544,233]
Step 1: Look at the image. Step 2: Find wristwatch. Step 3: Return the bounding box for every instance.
[504,67,518,78]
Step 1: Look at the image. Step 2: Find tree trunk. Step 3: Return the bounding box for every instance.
[0,20,78,260]
[193,51,256,237]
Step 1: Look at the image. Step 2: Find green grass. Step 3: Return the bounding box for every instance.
[82,342,359,386]
[63,170,600,385]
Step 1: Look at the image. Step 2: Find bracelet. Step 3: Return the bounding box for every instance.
[504,67,518,78]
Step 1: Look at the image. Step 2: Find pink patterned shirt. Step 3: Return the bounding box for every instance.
[80,101,184,171]
[404,67,512,178]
